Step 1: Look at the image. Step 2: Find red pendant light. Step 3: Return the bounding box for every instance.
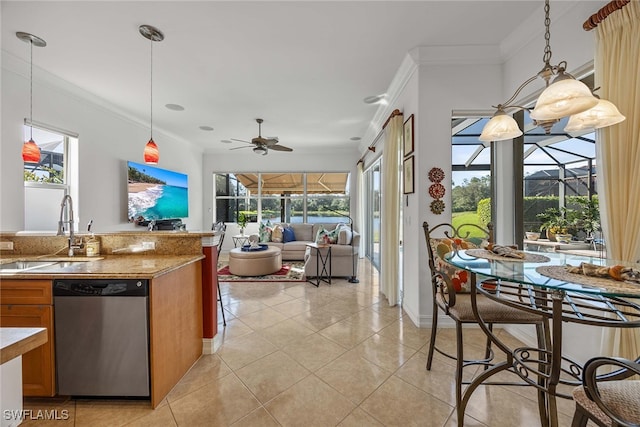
[144,138,159,164]
[22,138,41,163]
[139,25,164,165]
[17,32,46,164]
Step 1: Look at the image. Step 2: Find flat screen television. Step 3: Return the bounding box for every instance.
[127,161,188,222]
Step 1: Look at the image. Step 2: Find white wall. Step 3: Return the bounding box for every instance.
[1,53,204,232]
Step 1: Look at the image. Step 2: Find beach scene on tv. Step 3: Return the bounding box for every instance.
[127,161,189,222]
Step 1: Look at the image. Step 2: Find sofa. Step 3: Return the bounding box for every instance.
[258,222,360,279]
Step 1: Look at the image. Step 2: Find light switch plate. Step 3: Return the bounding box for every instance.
[0,241,14,250]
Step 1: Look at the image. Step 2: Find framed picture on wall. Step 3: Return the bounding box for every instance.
[403,155,415,194]
[403,114,414,156]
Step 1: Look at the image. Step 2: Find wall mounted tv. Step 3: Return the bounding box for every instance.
[127,161,188,222]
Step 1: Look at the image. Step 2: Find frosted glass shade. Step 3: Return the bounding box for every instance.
[564,99,626,132]
[530,78,598,121]
[479,113,523,142]
[22,139,41,163]
[144,139,159,164]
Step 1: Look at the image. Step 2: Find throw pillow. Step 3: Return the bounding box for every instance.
[315,227,338,244]
[271,225,284,243]
[337,223,352,245]
[282,226,296,243]
[327,227,340,244]
[258,220,273,243]
[315,227,329,244]
[429,237,480,293]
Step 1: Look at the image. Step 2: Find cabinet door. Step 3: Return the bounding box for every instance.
[1,305,55,396]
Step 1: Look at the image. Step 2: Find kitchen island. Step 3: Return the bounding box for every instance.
[0,231,210,408]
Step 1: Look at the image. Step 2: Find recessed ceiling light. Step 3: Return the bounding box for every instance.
[165,103,185,111]
[199,126,214,131]
[220,139,232,144]
[350,137,361,141]
[363,94,386,104]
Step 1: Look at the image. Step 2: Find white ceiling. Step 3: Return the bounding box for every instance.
[2,1,555,155]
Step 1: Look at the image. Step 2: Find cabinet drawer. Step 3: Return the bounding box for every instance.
[0,280,52,305]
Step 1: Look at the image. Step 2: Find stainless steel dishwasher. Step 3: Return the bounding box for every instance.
[53,279,150,397]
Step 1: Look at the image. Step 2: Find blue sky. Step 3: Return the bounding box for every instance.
[128,161,188,188]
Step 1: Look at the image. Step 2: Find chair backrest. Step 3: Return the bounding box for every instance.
[422,221,493,294]
[580,356,640,427]
[422,222,493,262]
[212,221,226,254]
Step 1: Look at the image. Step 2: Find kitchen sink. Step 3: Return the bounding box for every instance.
[0,257,102,273]
[0,260,60,272]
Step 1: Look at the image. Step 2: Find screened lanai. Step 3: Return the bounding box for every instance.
[451,109,599,241]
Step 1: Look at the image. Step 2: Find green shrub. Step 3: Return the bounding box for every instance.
[477,198,491,227]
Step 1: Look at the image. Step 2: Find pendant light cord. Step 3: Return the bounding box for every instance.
[29,39,33,141]
[150,37,153,140]
[542,0,552,66]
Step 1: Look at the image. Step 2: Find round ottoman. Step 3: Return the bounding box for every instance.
[228,246,282,276]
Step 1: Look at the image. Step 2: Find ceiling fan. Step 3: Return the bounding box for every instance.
[230,118,293,155]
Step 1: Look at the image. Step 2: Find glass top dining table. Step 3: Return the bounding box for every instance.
[443,249,640,427]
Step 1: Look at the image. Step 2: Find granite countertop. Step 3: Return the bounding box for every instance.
[1,327,48,364]
[0,254,204,279]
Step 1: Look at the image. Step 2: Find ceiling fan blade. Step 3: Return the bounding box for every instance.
[230,146,253,151]
[231,138,253,145]
[265,138,279,146]
[268,144,293,152]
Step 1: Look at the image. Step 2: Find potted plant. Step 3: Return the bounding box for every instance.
[537,207,571,241]
[237,212,247,235]
[572,197,601,240]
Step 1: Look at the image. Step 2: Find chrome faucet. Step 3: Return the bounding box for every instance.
[57,195,83,256]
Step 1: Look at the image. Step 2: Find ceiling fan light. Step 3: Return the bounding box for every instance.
[253,145,267,155]
[564,98,626,132]
[530,78,598,121]
[144,139,159,164]
[22,138,41,163]
[479,112,523,142]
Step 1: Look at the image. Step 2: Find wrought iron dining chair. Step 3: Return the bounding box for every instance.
[572,356,640,427]
[212,221,227,326]
[422,221,550,411]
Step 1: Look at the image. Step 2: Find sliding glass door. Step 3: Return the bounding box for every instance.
[364,160,381,269]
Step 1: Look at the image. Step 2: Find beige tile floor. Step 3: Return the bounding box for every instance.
[23,257,581,426]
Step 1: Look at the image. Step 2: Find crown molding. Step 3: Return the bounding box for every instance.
[358,52,417,155]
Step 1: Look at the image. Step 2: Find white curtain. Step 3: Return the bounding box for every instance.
[595,0,640,359]
[356,161,365,257]
[380,114,403,306]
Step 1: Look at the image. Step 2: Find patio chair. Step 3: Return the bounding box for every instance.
[571,356,640,427]
[422,221,550,410]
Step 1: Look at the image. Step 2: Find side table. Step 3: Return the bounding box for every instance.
[306,243,332,287]
[232,235,249,248]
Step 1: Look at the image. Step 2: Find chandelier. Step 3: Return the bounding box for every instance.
[479,0,624,142]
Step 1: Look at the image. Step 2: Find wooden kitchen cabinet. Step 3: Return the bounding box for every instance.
[0,280,56,397]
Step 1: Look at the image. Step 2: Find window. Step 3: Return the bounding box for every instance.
[23,124,78,231]
[213,172,350,224]
[451,111,599,242]
[23,126,66,183]
[451,117,493,232]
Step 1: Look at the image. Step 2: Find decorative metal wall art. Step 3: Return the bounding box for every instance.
[428,167,445,214]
